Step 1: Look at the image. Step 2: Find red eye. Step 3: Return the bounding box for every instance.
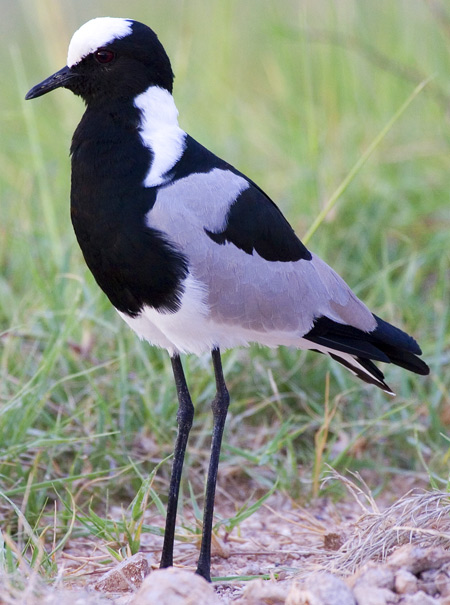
[94,49,115,64]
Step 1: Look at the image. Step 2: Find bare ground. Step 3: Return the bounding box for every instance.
[2,473,450,604]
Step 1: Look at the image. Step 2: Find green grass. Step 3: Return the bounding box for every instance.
[1,0,449,584]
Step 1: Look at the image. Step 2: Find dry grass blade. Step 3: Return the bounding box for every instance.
[320,470,450,575]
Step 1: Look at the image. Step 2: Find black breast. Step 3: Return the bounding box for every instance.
[70,102,188,317]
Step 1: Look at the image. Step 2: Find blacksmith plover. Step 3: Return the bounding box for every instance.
[26,17,429,581]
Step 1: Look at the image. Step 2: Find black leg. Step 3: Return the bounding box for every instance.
[160,354,194,569]
[196,348,230,582]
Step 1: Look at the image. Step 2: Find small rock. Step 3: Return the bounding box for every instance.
[235,579,288,604]
[435,568,450,597]
[394,569,417,594]
[211,534,230,559]
[419,568,439,596]
[94,553,150,593]
[388,545,450,575]
[286,573,355,605]
[353,565,395,591]
[353,586,396,605]
[399,590,439,604]
[323,533,344,551]
[130,567,221,605]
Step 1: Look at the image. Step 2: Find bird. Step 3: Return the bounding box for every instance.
[26,17,429,581]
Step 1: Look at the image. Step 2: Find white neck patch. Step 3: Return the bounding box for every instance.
[134,86,187,187]
[67,17,133,67]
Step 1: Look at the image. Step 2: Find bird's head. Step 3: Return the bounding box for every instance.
[25,17,174,105]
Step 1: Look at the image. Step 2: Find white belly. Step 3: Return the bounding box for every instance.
[116,273,381,389]
[117,273,313,355]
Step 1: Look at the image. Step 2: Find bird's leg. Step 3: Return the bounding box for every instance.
[160,353,194,569]
[195,347,230,582]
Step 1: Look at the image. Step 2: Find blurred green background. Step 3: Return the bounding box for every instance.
[0,0,449,578]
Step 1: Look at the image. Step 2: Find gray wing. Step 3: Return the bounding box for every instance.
[148,168,377,336]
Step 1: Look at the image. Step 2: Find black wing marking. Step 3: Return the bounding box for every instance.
[205,183,312,262]
[304,314,430,375]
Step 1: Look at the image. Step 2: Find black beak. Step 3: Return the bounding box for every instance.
[25,65,79,100]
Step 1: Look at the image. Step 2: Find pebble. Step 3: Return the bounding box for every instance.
[287,573,356,605]
[399,591,439,605]
[394,569,418,594]
[130,567,221,605]
[388,545,450,575]
[94,553,150,593]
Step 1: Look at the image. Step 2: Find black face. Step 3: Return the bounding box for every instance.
[26,21,174,105]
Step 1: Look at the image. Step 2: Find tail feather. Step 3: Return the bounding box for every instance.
[304,314,429,393]
[371,315,429,375]
[328,352,393,394]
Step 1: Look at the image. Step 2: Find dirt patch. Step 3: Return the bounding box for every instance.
[1,480,450,604]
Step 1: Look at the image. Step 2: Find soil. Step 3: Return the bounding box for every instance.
[1,473,450,604]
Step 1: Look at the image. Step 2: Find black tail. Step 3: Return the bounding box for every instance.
[304,314,429,394]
